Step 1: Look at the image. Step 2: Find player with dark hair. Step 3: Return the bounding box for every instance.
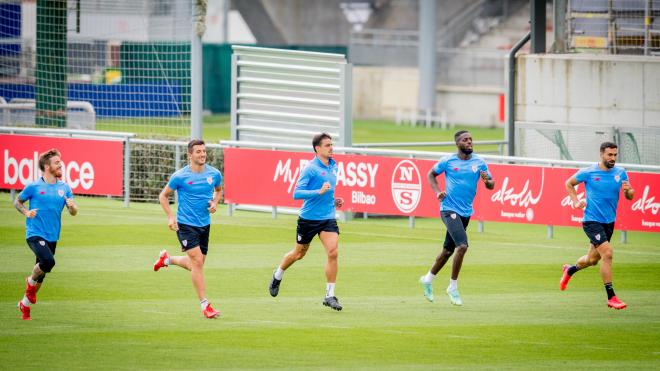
[560,142,634,310]
[14,148,78,320]
[419,131,495,306]
[153,139,224,318]
[268,133,345,311]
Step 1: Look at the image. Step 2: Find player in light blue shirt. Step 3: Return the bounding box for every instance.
[419,131,495,306]
[14,148,78,320]
[560,142,635,310]
[269,133,345,311]
[154,139,223,318]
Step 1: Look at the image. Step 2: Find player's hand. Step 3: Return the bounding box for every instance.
[168,216,179,231]
[334,197,344,208]
[207,200,218,214]
[480,170,491,182]
[24,209,38,218]
[65,197,75,208]
[621,180,633,193]
[573,199,586,209]
[319,182,331,195]
[436,191,446,201]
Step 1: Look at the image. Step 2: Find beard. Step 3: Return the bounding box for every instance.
[459,147,473,155]
[604,160,615,169]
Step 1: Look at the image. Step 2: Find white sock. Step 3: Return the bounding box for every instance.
[27,276,37,286]
[21,295,31,307]
[164,257,170,266]
[448,279,458,291]
[325,283,335,298]
[274,266,284,280]
[200,298,209,310]
[422,271,436,284]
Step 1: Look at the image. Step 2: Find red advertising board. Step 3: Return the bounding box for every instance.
[1,134,123,196]
[223,148,660,233]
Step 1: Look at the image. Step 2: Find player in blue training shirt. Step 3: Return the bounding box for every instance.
[560,142,634,310]
[419,131,495,306]
[153,139,223,318]
[14,148,78,320]
[268,133,345,311]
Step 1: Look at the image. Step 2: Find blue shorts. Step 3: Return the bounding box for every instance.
[440,210,470,252]
[176,223,210,255]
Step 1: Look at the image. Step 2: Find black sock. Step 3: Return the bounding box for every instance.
[604,282,616,300]
[567,265,580,276]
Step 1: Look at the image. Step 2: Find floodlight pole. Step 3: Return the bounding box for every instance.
[191,1,204,140]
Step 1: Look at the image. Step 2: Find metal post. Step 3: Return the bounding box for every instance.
[644,0,650,56]
[531,0,546,53]
[478,221,484,233]
[227,203,234,216]
[10,189,16,201]
[621,230,628,244]
[418,0,436,115]
[272,206,277,219]
[222,0,230,43]
[553,0,567,52]
[191,2,203,140]
[230,54,239,141]
[507,32,531,156]
[123,138,130,207]
[339,63,353,147]
[363,212,368,219]
[409,215,415,229]
[547,225,554,239]
[175,144,181,171]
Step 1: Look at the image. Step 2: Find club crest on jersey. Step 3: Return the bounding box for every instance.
[615,175,621,182]
[57,190,64,197]
[206,176,213,185]
[182,240,188,247]
[39,240,46,246]
[471,165,478,173]
[451,213,457,219]
[595,234,601,241]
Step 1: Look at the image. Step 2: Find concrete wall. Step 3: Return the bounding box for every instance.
[516,53,660,127]
[353,66,503,127]
[514,53,660,163]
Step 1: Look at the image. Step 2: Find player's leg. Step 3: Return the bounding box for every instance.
[596,234,625,309]
[319,230,342,311]
[270,218,316,297]
[420,214,457,302]
[561,222,606,290]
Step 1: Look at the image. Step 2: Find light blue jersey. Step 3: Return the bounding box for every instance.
[18,178,73,242]
[432,154,490,217]
[167,165,222,227]
[574,164,628,223]
[294,156,338,220]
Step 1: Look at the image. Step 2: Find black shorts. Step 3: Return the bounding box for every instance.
[26,236,57,280]
[296,218,339,245]
[176,223,210,255]
[440,210,470,252]
[583,221,615,247]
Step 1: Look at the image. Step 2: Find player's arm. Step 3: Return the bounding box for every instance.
[208,185,222,214]
[159,185,178,231]
[480,170,495,190]
[65,197,78,216]
[427,168,445,201]
[621,180,634,200]
[293,169,324,199]
[565,176,585,209]
[14,197,37,218]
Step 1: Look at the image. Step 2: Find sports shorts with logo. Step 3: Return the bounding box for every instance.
[176,223,210,255]
[295,218,339,245]
[582,221,615,246]
[440,210,470,252]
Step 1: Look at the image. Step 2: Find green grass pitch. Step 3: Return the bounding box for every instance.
[1,196,659,369]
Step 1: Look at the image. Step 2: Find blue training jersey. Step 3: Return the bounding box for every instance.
[432,154,490,217]
[167,165,222,227]
[574,164,628,223]
[18,178,73,242]
[294,156,338,220]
